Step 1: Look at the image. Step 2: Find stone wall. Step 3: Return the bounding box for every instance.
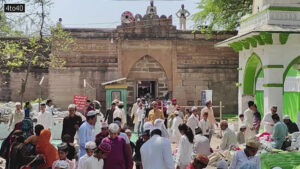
[0,69,49,102]
[174,40,238,115]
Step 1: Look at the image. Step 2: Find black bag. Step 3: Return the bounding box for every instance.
[281,138,291,150]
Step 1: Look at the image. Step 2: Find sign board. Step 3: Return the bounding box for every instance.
[73,95,88,110]
[201,90,213,105]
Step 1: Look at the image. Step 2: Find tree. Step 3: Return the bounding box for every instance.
[0,0,75,106]
[192,0,253,33]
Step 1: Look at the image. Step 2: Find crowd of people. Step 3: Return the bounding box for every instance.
[0,97,298,169]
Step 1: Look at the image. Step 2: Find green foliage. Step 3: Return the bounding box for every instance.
[193,0,252,32]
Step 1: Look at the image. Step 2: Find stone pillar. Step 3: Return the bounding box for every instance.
[263,68,284,118]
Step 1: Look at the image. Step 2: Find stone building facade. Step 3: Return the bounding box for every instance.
[1,16,239,115]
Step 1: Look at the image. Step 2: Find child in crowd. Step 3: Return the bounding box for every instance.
[62,134,76,161]
[52,143,74,169]
[199,112,214,142]
[78,141,97,169]
[237,125,246,145]
[83,142,112,169]
[238,114,245,129]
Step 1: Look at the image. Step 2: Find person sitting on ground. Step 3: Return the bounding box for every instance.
[283,115,299,134]
[229,139,261,169]
[25,124,44,146]
[36,129,59,169]
[271,114,288,149]
[82,142,112,169]
[54,160,69,169]
[176,124,194,169]
[216,160,228,169]
[262,106,277,134]
[95,122,109,146]
[125,129,135,155]
[186,154,210,169]
[78,141,96,169]
[219,120,237,150]
[52,143,74,169]
[193,127,211,156]
[237,125,247,145]
[62,134,76,161]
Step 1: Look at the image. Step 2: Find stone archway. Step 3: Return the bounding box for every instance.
[126,55,168,104]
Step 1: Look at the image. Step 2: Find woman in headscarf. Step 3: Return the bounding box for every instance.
[36,129,59,169]
[0,122,22,169]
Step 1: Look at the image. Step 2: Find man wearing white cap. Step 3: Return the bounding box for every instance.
[102,123,133,169]
[8,102,24,130]
[262,106,277,133]
[171,111,183,143]
[140,126,174,169]
[283,115,299,134]
[113,101,127,127]
[148,101,165,125]
[230,139,261,169]
[187,106,200,134]
[78,110,97,157]
[95,122,109,146]
[78,141,97,169]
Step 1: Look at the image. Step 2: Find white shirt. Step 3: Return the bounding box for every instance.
[119,132,130,144]
[82,156,104,169]
[78,154,90,169]
[262,112,274,133]
[187,114,200,134]
[45,105,53,114]
[193,134,211,156]
[136,107,145,122]
[8,109,24,128]
[171,116,183,143]
[141,135,174,169]
[229,150,261,169]
[199,119,214,135]
[176,135,193,166]
[220,128,237,150]
[244,108,256,141]
[37,111,53,129]
[113,108,127,127]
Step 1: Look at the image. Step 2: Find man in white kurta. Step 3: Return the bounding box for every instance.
[113,102,127,127]
[131,98,140,132]
[187,106,200,135]
[194,128,211,156]
[262,106,277,133]
[220,121,237,150]
[140,129,174,169]
[199,111,214,142]
[230,140,261,169]
[171,111,183,143]
[244,101,256,141]
[36,103,53,129]
[8,102,24,130]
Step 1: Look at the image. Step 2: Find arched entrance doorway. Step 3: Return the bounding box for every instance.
[243,53,264,115]
[126,55,168,104]
[282,56,300,123]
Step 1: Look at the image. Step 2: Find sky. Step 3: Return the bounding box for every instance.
[49,0,200,30]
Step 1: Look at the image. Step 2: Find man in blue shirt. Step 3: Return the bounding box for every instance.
[78,110,97,157]
[271,114,288,149]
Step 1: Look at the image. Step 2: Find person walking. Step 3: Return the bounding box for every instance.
[176,124,194,169]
